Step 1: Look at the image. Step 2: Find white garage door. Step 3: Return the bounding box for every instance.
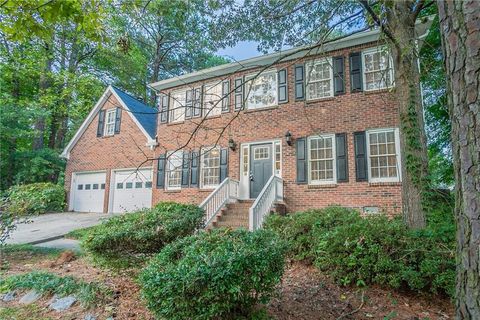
[112,168,153,213]
[72,172,106,213]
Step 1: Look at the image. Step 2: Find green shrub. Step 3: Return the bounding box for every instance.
[264,206,360,262]
[0,271,110,306]
[82,202,204,261]
[140,228,286,320]
[265,206,455,297]
[5,182,65,215]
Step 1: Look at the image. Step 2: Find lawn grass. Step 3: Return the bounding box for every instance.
[65,226,97,240]
[0,271,111,307]
[1,244,63,257]
[0,304,52,320]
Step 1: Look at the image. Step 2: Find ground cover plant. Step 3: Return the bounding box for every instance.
[265,205,455,297]
[140,228,287,320]
[81,202,204,266]
[0,271,110,307]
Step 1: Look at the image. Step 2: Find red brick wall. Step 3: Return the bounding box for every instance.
[64,93,155,213]
[152,42,403,214]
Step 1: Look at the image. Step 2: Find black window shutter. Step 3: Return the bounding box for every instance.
[156,154,166,188]
[97,110,105,137]
[354,131,368,181]
[219,148,228,183]
[160,94,169,123]
[114,107,122,134]
[185,90,193,119]
[278,68,288,104]
[193,87,202,117]
[181,151,190,187]
[349,52,363,92]
[222,80,230,113]
[234,77,244,111]
[335,133,348,182]
[296,137,307,184]
[190,150,199,187]
[333,56,345,95]
[294,64,305,101]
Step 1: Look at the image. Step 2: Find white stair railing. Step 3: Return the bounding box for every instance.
[199,178,239,228]
[249,176,284,231]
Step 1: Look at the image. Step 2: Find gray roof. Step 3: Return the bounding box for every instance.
[111,86,158,139]
[149,17,434,92]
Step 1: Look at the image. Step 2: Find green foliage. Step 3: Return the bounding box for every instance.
[0,271,110,306]
[13,149,65,185]
[265,206,455,297]
[140,228,286,320]
[264,206,359,262]
[5,182,65,215]
[82,202,204,261]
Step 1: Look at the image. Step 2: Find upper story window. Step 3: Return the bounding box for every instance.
[165,151,183,190]
[104,109,116,136]
[366,128,401,183]
[362,48,394,91]
[200,147,221,188]
[306,58,333,100]
[308,135,336,184]
[203,82,223,117]
[170,90,186,123]
[245,69,277,110]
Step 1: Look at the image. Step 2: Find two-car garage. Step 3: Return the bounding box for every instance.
[70,168,152,213]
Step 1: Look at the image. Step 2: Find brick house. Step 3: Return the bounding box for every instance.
[62,23,431,230]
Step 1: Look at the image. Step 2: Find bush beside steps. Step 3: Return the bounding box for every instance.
[140,228,287,320]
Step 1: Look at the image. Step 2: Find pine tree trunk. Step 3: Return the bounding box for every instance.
[438,1,480,318]
[385,1,429,228]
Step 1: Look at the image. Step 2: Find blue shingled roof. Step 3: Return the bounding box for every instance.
[111,86,157,139]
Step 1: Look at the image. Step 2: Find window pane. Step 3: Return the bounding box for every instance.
[309,136,334,183]
[101,183,105,190]
[92,184,99,190]
[145,181,152,188]
[369,130,398,180]
[204,82,223,117]
[166,151,183,188]
[116,183,123,189]
[126,182,133,189]
[135,182,142,188]
[245,71,277,109]
[85,184,91,190]
[77,184,83,190]
[201,148,221,187]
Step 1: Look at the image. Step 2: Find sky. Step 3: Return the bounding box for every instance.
[216,40,265,62]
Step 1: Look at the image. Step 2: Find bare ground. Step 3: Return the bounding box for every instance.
[1,250,453,320]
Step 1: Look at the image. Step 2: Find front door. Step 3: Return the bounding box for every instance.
[250,143,273,198]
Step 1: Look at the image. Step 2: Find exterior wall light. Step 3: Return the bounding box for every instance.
[228,138,237,151]
[285,130,292,146]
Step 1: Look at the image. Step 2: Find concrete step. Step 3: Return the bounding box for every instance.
[214,220,249,228]
[218,216,249,223]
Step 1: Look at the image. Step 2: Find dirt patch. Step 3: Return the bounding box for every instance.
[267,262,454,320]
[2,251,453,320]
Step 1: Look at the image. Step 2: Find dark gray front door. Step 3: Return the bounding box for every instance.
[250,143,273,198]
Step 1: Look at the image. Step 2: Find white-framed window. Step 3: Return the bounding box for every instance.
[170,90,186,123]
[274,141,281,176]
[104,109,116,136]
[165,151,183,190]
[362,48,394,91]
[308,135,336,184]
[203,81,223,117]
[306,58,333,100]
[366,128,401,183]
[253,146,269,160]
[245,69,277,110]
[200,147,221,189]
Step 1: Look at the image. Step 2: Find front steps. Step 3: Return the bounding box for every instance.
[208,200,287,230]
[209,200,253,230]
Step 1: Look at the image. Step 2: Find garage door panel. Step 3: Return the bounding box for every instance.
[72,172,106,213]
[112,169,152,213]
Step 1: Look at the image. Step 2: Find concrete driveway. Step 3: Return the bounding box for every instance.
[6,212,112,245]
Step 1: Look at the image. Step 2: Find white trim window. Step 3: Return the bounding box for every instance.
[306,58,333,100]
[362,48,394,91]
[200,147,221,188]
[366,128,401,183]
[308,135,336,184]
[245,69,277,110]
[203,81,223,117]
[104,109,116,136]
[165,151,183,190]
[170,90,186,123]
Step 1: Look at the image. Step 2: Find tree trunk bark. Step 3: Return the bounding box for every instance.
[385,1,429,229]
[33,40,53,151]
[438,1,480,318]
